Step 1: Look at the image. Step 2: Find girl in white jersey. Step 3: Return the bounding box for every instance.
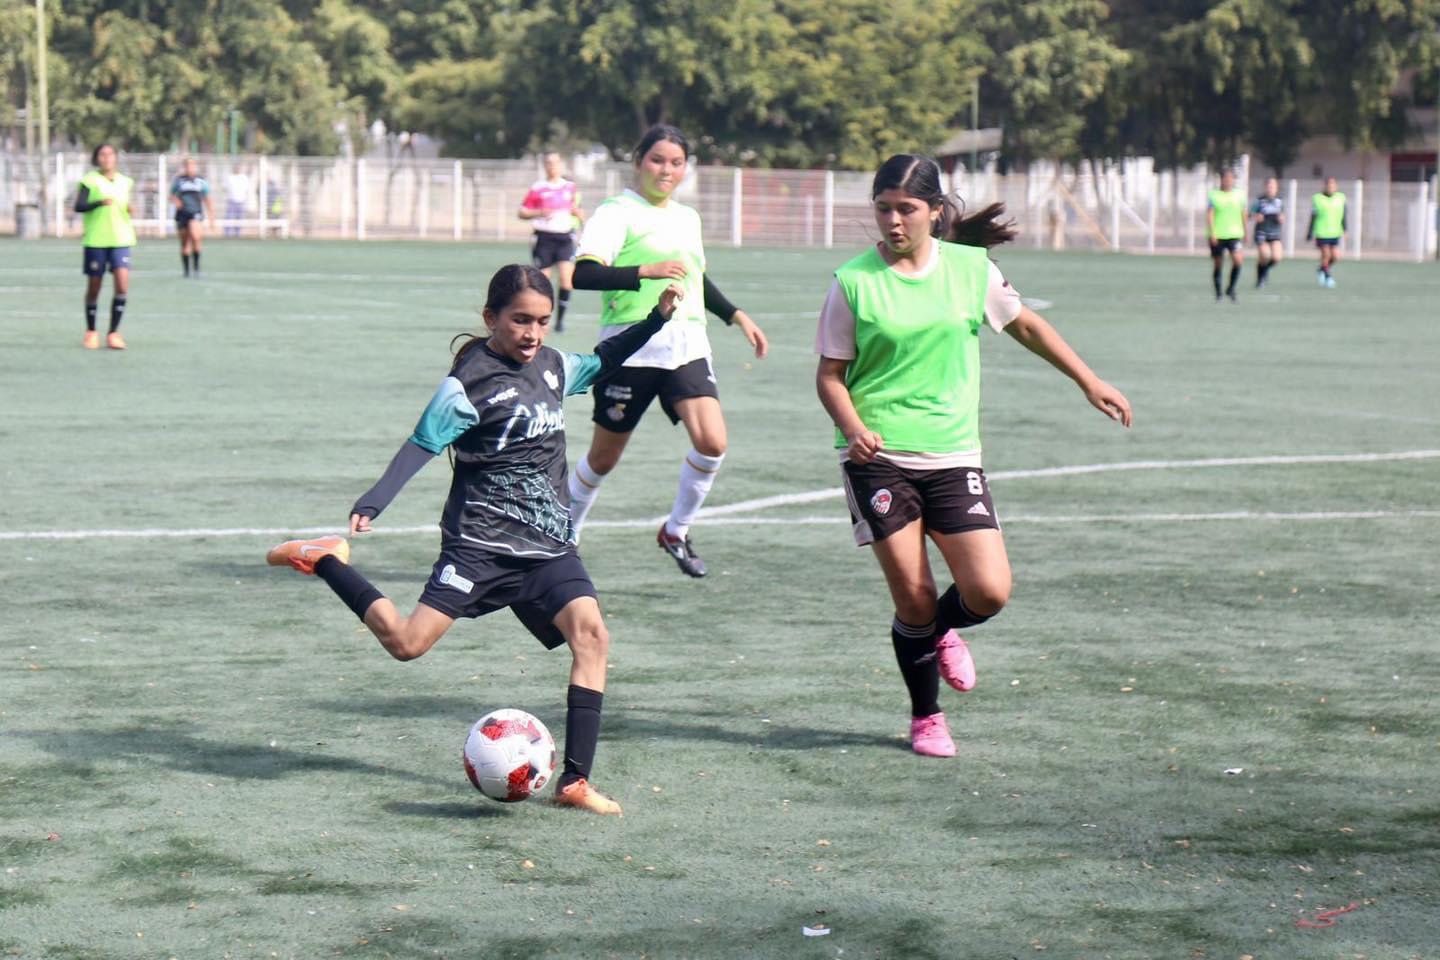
[816,155,1133,758]
[567,125,769,578]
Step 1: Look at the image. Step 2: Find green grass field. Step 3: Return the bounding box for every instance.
[2,236,1437,960]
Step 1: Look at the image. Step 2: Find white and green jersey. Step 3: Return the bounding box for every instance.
[576,189,708,370]
[828,240,997,458]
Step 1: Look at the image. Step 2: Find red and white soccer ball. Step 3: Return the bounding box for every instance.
[463,709,556,803]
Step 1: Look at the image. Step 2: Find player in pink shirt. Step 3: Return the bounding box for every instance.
[518,152,585,331]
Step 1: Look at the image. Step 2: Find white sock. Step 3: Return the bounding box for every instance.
[664,449,725,540]
[567,455,606,538]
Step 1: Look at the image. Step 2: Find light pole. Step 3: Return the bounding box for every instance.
[35,0,50,228]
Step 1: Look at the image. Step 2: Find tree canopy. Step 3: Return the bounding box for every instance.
[3,0,1437,171]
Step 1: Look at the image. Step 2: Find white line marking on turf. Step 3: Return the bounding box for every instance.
[1,450,1435,542]
[693,449,1440,518]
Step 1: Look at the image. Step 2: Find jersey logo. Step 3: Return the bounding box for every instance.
[870,489,893,516]
[496,401,565,451]
[437,563,474,594]
[543,369,559,390]
[487,386,518,406]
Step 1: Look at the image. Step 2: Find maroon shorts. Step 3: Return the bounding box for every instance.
[842,460,999,546]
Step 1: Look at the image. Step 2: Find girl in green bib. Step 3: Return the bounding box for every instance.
[1207,169,1246,302]
[74,143,136,350]
[816,154,1132,758]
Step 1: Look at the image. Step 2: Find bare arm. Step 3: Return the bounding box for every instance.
[517,205,543,221]
[1004,307,1132,427]
[816,357,884,463]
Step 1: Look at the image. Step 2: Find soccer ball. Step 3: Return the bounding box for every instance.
[463,709,556,803]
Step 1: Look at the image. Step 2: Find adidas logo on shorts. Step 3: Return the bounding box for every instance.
[967,502,990,517]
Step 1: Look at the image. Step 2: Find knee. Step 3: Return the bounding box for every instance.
[967,576,1011,617]
[692,434,727,458]
[587,448,621,475]
[379,624,426,662]
[894,585,939,625]
[569,619,610,661]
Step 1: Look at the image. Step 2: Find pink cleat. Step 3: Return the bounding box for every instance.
[936,630,977,691]
[909,712,955,758]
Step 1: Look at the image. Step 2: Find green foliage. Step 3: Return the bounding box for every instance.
[8,0,1440,166]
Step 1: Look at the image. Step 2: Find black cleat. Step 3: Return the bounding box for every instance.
[657,524,706,578]
[1226,290,1238,302]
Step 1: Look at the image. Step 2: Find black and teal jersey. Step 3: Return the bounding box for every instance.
[171,175,209,215]
[413,344,606,558]
[1252,196,1283,233]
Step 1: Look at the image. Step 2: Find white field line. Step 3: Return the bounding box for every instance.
[1,449,1436,543]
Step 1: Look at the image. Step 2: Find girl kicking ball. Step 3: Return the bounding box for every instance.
[815,154,1133,758]
[268,265,684,814]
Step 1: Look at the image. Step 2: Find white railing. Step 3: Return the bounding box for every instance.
[3,150,1436,261]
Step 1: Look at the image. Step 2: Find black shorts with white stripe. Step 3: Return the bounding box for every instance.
[841,460,999,546]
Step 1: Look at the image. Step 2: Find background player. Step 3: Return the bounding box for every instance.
[171,157,215,277]
[266,265,685,815]
[73,143,134,350]
[1251,176,1285,288]
[1207,169,1246,301]
[567,124,767,577]
[518,152,584,332]
[815,154,1132,758]
[1307,176,1347,287]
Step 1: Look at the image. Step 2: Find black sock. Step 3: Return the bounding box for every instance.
[191,252,200,274]
[182,252,190,276]
[937,584,995,632]
[1212,266,1222,296]
[85,302,98,331]
[891,618,940,717]
[314,554,384,621]
[1227,264,1241,294]
[1256,261,1268,285]
[558,684,604,787]
[109,296,127,333]
[556,288,571,328]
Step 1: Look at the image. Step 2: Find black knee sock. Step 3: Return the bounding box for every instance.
[109,296,127,333]
[182,252,190,276]
[85,302,98,331]
[1212,266,1222,296]
[314,554,384,621]
[891,618,940,717]
[556,288,571,328]
[559,684,604,787]
[1256,261,1269,285]
[1227,264,1241,294]
[937,584,994,632]
[191,251,200,274]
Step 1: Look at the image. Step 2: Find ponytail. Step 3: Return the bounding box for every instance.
[946,202,1017,249]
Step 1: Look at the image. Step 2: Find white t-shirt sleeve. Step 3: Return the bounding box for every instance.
[814,279,857,359]
[984,261,1022,331]
[575,202,627,264]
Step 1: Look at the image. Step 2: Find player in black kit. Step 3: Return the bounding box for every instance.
[171,158,214,277]
[266,265,683,815]
[1251,177,1285,288]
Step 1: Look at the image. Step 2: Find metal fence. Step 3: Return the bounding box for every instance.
[3,150,1437,260]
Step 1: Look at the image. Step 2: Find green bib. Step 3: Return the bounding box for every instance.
[835,241,990,453]
[1208,188,1245,240]
[1312,192,1346,239]
[79,170,137,248]
[595,192,706,330]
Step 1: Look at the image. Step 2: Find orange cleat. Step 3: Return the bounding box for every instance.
[105,331,127,350]
[83,331,100,350]
[265,535,350,575]
[554,778,623,816]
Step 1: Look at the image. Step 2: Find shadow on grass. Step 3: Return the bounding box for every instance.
[383,799,504,819]
[16,725,450,787]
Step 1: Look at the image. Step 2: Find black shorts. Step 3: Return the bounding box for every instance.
[82,247,131,276]
[1209,238,1241,255]
[531,231,576,270]
[417,547,596,650]
[1315,237,1340,248]
[591,357,719,433]
[176,210,202,228]
[1254,231,1281,245]
[842,461,999,546]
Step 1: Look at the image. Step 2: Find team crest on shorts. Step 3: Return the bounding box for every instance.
[606,404,626,422]
[870,488,893,516]
[437,563,474,594]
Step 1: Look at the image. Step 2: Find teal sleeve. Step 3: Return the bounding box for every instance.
[410,376,480,453]
[561,352,604,396]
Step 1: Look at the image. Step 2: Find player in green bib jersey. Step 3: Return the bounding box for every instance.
[1306,177,1347,288]
[73,144,136,350]
[1207,169,1246,302]
[816,155,1132,758]
[567,125,768,579]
